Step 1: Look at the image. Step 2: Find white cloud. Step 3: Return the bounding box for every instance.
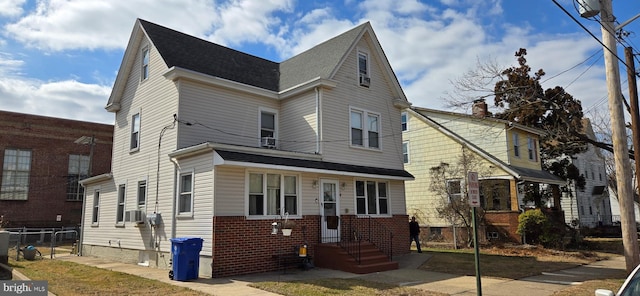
[0,0,26,17]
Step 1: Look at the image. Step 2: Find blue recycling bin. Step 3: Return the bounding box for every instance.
[170,237,203,281]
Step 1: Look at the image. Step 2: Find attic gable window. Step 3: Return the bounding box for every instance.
[259,108,277,148]
[513,133,520,157]
[141,47,150,80]
[401,112,408,131]
[358,51,370,87]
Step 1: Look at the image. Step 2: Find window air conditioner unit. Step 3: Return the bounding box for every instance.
[359,74,371,87]
[261,137,276,148]
[125,210,145,224]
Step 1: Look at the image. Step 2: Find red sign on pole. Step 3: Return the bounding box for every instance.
[468,171,480,207]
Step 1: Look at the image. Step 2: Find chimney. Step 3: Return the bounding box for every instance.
[472,99,487,117]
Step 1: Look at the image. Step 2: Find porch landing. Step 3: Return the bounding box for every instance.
[314,242,398,274]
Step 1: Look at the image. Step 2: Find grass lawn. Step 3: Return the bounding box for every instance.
[5,238,630,296]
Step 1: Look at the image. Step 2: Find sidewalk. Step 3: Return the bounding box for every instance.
[27,251,628,296]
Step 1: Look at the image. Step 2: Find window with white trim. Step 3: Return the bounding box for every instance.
[1,149,31,200]
[92,190,100,225]
[402,141,409,164]
[513,133,520,157]
[130,113,140,151]
[178,172,193,215]
[67,154,89,201]
[350,108,380,149]
[355,180,389,215]
[527,137,537,161]
[358,51,368,76]
[401,112,408,131]
[137,180,147,208]
[446,179,463,202]
[116,184,126,224]
[141,47,150,80]
[259,109,277,146]
[248,172,298,217]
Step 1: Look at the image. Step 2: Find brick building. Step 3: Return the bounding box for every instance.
[0,111,113,228]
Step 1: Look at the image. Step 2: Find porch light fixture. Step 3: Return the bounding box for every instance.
[312,180,318,189]
[341,182,346,190]
[271,222,278,235]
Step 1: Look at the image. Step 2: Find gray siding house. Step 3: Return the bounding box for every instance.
[80,19,413,278]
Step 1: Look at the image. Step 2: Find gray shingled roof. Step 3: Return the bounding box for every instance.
[216,150,413,179]
[139,19,367,92]
[139,19,280,91]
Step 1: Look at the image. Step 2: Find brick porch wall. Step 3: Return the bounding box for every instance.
[484,211,521,243]
[211,214,410,277]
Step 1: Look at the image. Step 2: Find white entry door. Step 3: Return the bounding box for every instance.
[320,179,340,243]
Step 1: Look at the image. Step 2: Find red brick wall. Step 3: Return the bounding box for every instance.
[484,211,521,243]
[0,111,113,228]
[211,214,410,277]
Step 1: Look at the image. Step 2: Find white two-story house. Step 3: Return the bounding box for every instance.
[79,19,413,278]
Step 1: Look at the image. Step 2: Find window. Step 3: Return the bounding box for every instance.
[92,190,100,224]
[141,47,150,80]
[358,51,368,76]
[260,109,277,140]
[527,137,537,161]
[67,154,89,201]
[446,179,463,202]
[1,149,31,200]
[401,112,408,131]
[178,173,193,215]
[130,113,140,150]
[350,108,381,149]
[116,184,126,224]
[137,180,146,208]
[513,134,520,157]
[248,172,298,217]
[355,180,389,215]
[402,141,409,164]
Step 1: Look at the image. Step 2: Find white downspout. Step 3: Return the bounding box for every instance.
[315,87,322,154]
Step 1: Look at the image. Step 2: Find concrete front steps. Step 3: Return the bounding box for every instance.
[314,242,398,274]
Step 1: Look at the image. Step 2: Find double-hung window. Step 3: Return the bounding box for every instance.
[446,179,463,202]
[137,180,147,208]
[401,112,408,131]
[355,180,389,215]
[402,141,409,164]
[248,172,298,217]
[116,184,126,224]
[92,190,100,225]
[513,133,520,157]
[141,47,150,80]
[1,149,31,200]
[527,137,537,161]
[259,108,277,147]
[67,154,89,201]
[178,172,193,215]
[350,108,380,149]
[130,113,140,151]
[358,52,368,76]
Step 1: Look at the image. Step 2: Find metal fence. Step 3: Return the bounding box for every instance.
[6,226,80,260]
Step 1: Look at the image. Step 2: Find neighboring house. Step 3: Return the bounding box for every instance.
[559,118,612,228]
[402,100,565,243]
[79,19,413,278]
[608,189,640,224]
[0,111,113,228]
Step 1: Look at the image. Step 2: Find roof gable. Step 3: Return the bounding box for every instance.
[107,19,408,111]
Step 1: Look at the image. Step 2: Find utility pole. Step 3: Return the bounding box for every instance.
[600,0,639,273]
[626,47,640,207]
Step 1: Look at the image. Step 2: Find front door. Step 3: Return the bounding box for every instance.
[320,179,340,243]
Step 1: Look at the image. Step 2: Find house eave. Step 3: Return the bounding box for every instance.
[279,77,338,99]
[79,173,113,186]
[163,67,279,99]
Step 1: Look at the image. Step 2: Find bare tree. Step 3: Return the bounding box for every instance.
[429,146,488,247]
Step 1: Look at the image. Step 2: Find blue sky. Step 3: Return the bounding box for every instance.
[0,0,639,125]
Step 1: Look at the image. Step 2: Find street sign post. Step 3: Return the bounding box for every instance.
[468,171,482,295]
[468,171,480,207]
